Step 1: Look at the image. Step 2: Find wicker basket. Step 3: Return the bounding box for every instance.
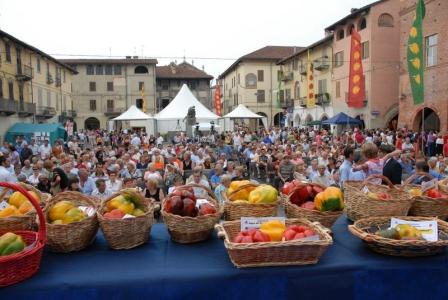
[98,189,154,250]
[0,182,46,287]
[348,216,448,257]
[224,183,278,221]
[343,175,414,222]
[215,218,333,268]
[403,181,448,219]
[162,184,222,244]
[284,183,341,228]
[0,183,47,231]
[44,191,99,252]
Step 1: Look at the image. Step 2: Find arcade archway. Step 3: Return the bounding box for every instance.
[413,107,440,132]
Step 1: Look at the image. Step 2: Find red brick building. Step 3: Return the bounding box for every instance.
[398,0,447,132]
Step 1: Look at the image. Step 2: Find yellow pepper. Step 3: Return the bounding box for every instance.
[259,220,286,241]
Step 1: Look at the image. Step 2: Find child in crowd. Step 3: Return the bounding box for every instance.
[215,175,232,204]
[168,175,184,194]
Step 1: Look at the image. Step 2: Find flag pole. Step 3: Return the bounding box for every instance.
[421,107,425,156]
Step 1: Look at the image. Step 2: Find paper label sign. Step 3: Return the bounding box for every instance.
[195,199,214,209]
[78,206,96,217]
[361,186,370,194]
[0,201,9,211]
[421,179,437,192]
[390,217,438,242]
[240,217,286,231]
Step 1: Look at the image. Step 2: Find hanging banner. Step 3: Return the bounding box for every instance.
[214,85,222,116]
[407,0,425,105]
[347,29,365,108]
[306,49,315,109]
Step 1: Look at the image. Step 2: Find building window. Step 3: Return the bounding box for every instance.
[347,24,355,36]
[245,73,257,89]
[318,79,327,94]
[336,81,341,98]
[105,65,113,75]
[107,81,114,91]
[257,90,265,103]
[18,82,24,101]
[425,34,438,67]
[237,74,240,84]
[0,79,2,98]
[139,82,144,91]
[161,81,168,90]
[135,66,148,74]
[294,82,300,99]
[107,99,114,111]
[378,13,394,27]
[5,42,11,63]
[90,100,96,111]
[285,89,291,101]
[96,65,103,75]
[336,29,344,40]
[114,65,122,75]
[358,18,367,31]
[292,60,298,71]
[89,82,96,92]
[37,88,43,106]
[334,51,344,67]
[277,70,283,81]
[63,70,66,83]
[86,65,94,75]
[279,90,285,102]
[189,81,196,89]
[136,99,143,109]
[36,57,41,73]
[8,81,14,100]
[257,70,264,82]
[46,90,51,106]
[361,41,370,59]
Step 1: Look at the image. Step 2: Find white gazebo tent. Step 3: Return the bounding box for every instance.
[219,104,267,130]
[154,84,220,133]
[112,105,155,135]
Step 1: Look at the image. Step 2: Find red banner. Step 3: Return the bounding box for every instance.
[347,29,365,108]
[214,85,222,116]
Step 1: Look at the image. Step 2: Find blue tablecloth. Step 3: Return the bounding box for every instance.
[2,216,448,300]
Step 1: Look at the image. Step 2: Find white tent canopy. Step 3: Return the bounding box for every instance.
[155,84,219,120]
[154,84,220,133]
[222,104,263,119]
[113,105,152,121]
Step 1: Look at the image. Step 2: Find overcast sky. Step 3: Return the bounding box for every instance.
[0,0,373,79]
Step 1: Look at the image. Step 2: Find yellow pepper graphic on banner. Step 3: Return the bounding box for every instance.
[306,49,315,109]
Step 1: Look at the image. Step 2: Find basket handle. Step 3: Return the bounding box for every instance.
[214,224,226,239]
[401,172,435,191]
[363,174,397,189]
[226,182,259,199]
[0,182,46,244]
[348,224,371,241]
[311,221,332,235]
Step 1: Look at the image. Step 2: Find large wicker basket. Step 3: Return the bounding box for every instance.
[344,175,414,222]
[215,218,333,268]
[0,182,46,287]
[98,189,154,250]
[284,182,342,228]
[162,184,222,244]
[44,191,99,252]
[0,183,48,231]
[403,182,448,219]
[224,183,278,221]
[348,216,448,257]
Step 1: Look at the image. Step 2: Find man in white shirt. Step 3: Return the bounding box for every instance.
[29,139,39,156]
[38,140,52,159]
[0,156,16,184]
[91,179,112,200]
[106,171,122,193]
[156,134,164,146]
[131,135,141,147]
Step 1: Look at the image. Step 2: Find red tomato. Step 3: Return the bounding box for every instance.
[304,229,316,237]
[294,232,306,239]
[283,229,297,241]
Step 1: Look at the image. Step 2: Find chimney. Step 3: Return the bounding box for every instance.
[133,56,139,59]
[126,56,132,59]
[202,65,204,71]
[350,8,358,14]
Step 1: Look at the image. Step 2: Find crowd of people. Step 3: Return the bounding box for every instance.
[0,126,447,207]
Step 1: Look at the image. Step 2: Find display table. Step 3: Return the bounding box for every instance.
[2,216,448,300]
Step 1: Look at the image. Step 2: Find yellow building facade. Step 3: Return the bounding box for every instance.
[278,36,334,127]
[0,30,76,141]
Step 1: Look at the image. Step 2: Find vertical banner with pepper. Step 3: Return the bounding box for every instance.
[407,0,425,105]
[214,85,222,116]
[140,85,146,112]
[306,49,315,109]
[347,29,365,108]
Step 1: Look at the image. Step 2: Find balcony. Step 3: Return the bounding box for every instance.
[314,57,330,71]
[0,98,18,115]
[36,106,57,119]
[47,74,54,85]
[316,93,331,105]
[281,72,294,82]
[18,102,36,117]
[61,110,77,118]
[104,107,125,117]
[299,97,307,107]
[16,64,33,81]
[299,65,307,75]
